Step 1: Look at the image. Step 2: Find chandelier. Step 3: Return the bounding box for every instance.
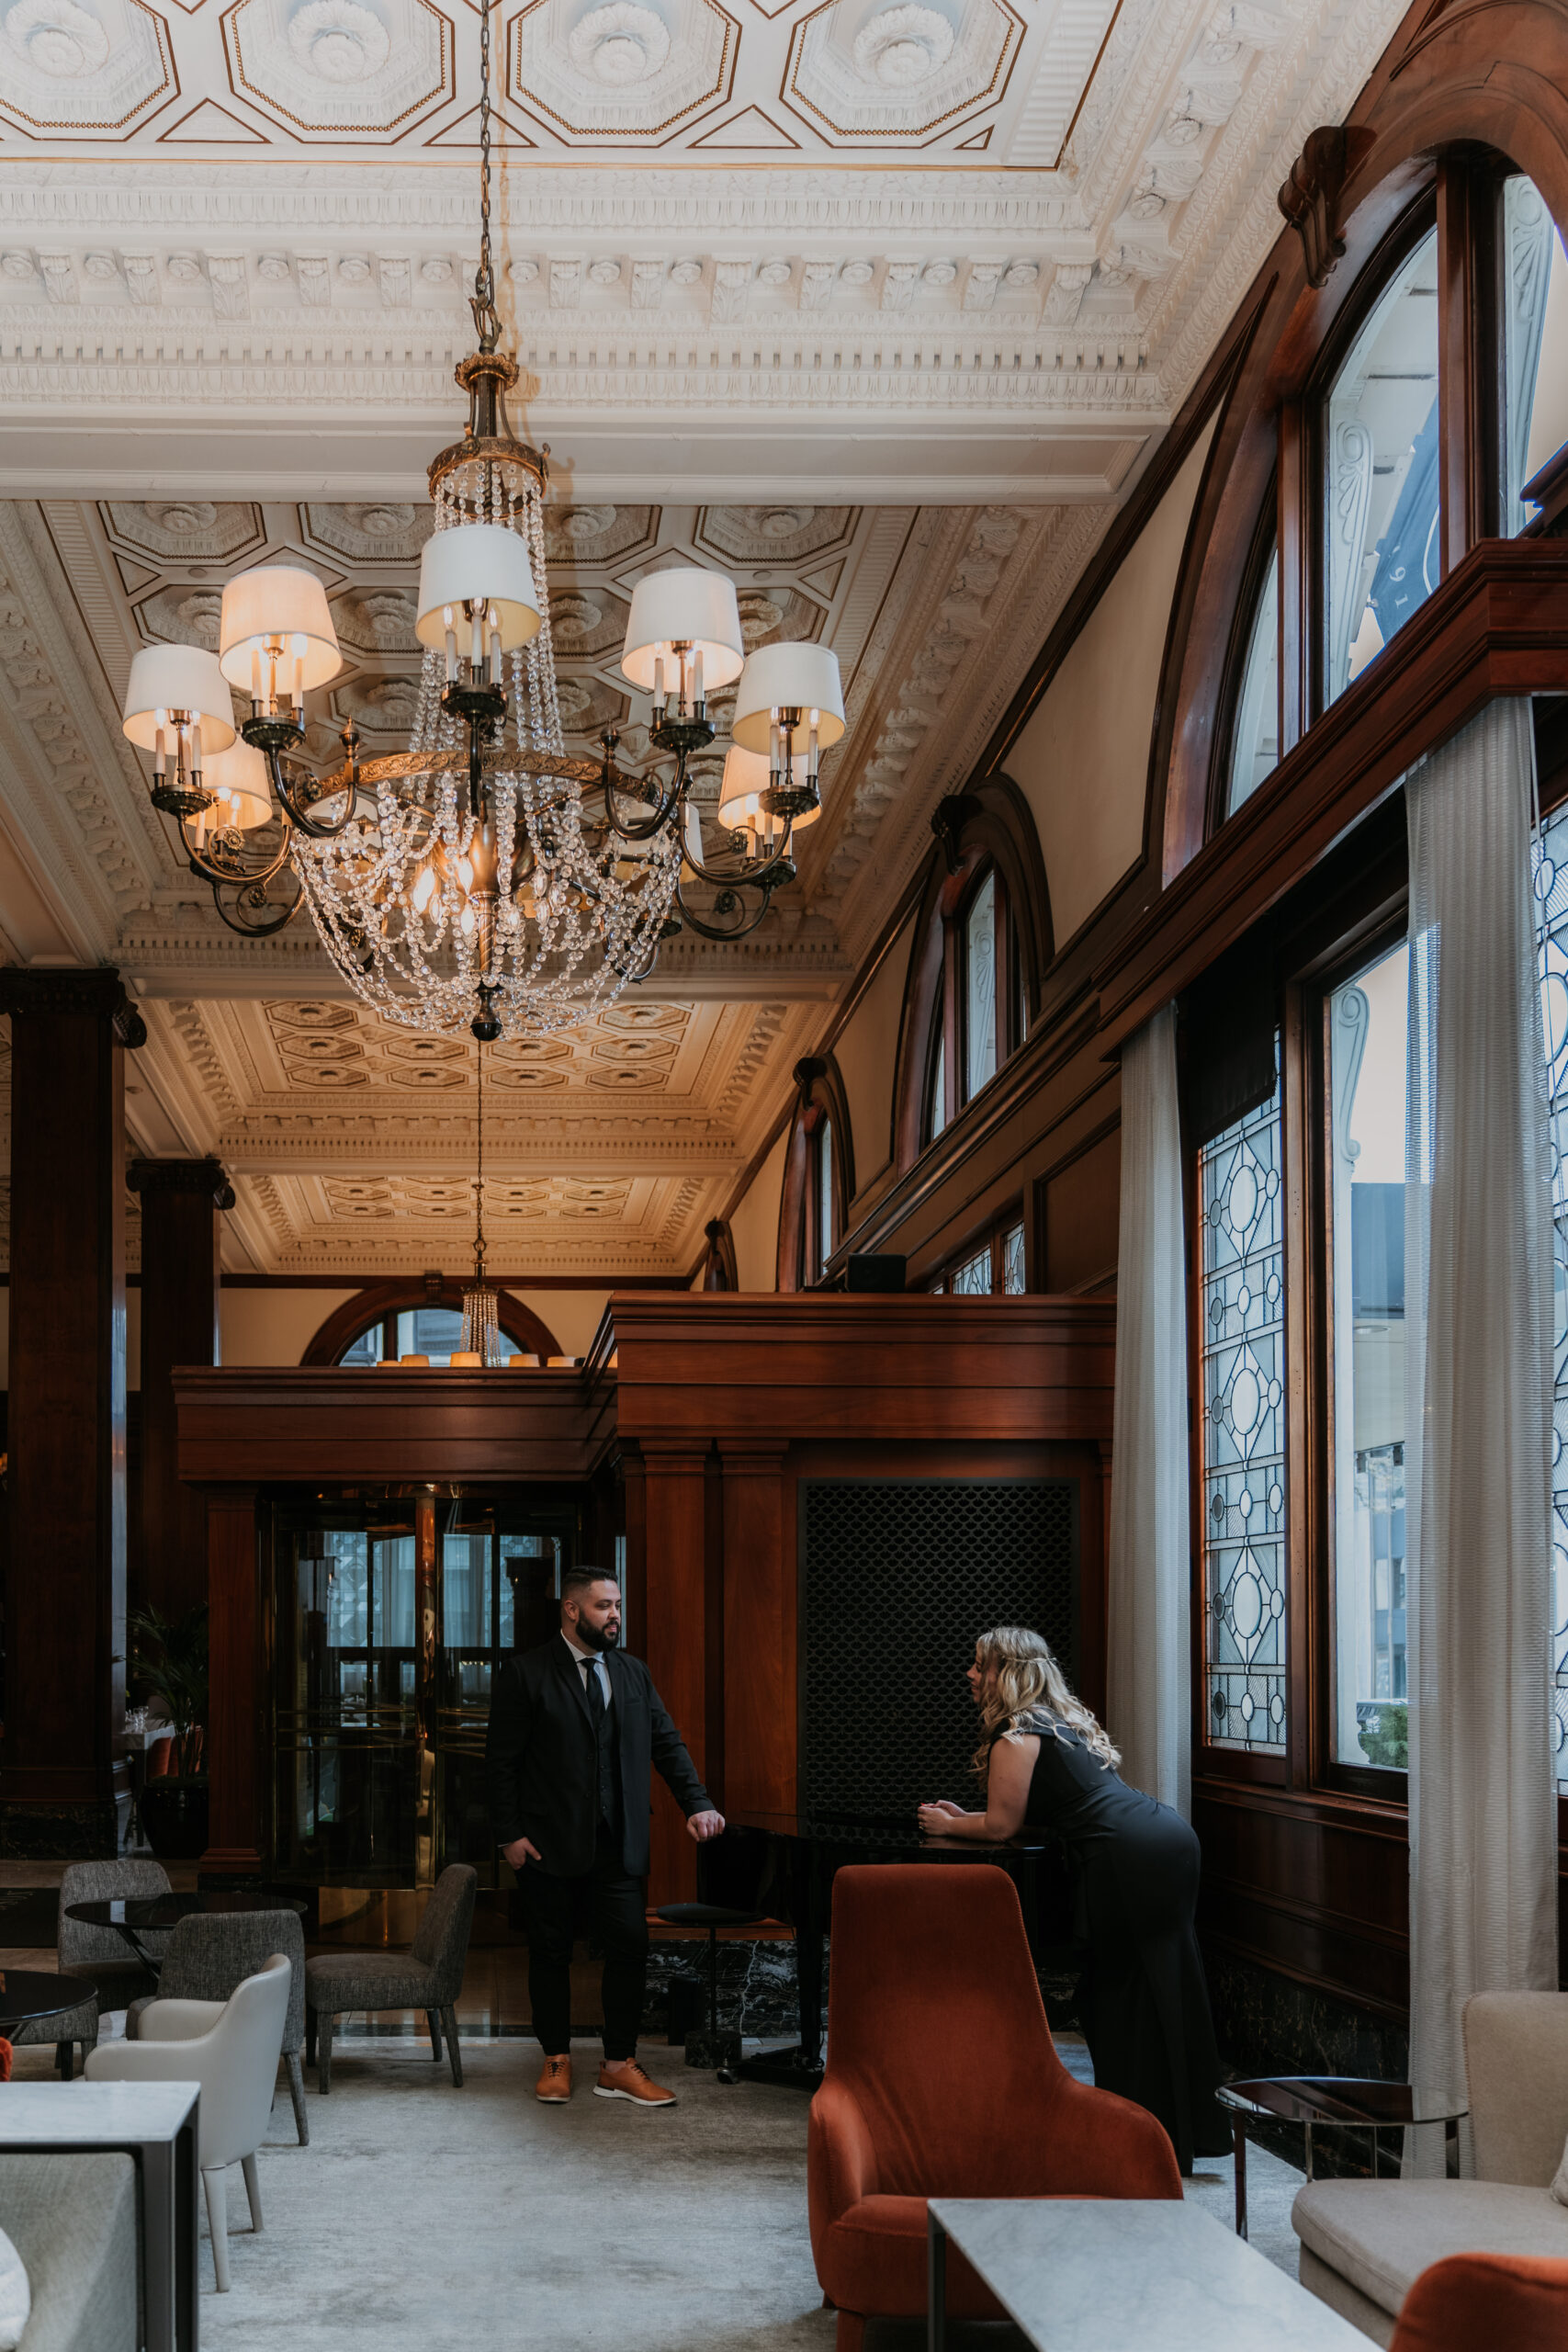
[117,9,845,1045]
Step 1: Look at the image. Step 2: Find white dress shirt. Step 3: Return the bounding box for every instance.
[561,1629,612,1713]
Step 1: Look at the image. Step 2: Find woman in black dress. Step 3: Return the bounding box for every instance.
[918,1623,1228,2173]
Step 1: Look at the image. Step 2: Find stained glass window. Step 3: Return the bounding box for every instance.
[1002,1221,1025,1295]
[1533,808,1568,1790]
[1199,1060,1289,1750]
[951,1247,992,1297]
[965,870,998,1101]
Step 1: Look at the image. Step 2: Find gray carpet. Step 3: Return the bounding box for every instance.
[8,2032,1310,2348]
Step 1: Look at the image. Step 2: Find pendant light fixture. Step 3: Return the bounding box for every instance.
[116,3,845,1039]
[459,1042,502,1366]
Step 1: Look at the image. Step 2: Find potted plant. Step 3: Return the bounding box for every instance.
[128,1604,209,1860]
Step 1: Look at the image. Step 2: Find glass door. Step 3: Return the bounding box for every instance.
[272,1492,578,1887]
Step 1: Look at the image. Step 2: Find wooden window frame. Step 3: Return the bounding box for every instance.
[928,1203,1027,1297]
[776,1054,855,1292]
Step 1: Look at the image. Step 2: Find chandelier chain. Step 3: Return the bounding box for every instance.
[472,0,497,349]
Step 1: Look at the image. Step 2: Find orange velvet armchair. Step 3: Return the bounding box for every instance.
[1389,2253,1568,2350]
[807,1863,1182,2351]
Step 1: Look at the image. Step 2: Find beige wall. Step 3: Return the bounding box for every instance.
[220,1287,356,1366]
[833,913,914,1206]
[509,1290,609,1360]
[1009,418,1217,947]
[728,1127,788,1292]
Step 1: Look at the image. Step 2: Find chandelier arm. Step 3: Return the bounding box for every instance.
[601,766,682,842]
[186,821,297,896]
[676,820,796,893]
[270,749,358,841]
[206,870,307,939]
[670,869,778,944]
[312,746,607,795]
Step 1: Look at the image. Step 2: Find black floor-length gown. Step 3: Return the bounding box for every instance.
[1012,1718,1229,2171]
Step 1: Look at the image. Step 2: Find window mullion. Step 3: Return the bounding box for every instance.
[1437,154,1492,568]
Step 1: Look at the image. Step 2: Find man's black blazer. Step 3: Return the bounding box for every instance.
[484,1636,713,1879]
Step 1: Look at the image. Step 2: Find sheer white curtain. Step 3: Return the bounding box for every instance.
[1107,1002,1190,1817]
[1405,697,1558,2169]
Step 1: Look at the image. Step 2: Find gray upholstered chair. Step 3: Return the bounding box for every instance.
[58,1860,173,2014]
[305,1863,477,2095]
[10,1983,100,2079]
[126,1907,310,2145]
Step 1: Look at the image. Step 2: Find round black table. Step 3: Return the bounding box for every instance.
[64,1892,308,1975]
[0,1968,95,2035]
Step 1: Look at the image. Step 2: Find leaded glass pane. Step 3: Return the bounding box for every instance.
[1325,230,1439,705]
[930,1030,947,1142]
[1533,808,1568,1789]
[1002,1222,1025,1295]
[1327,941,1410,1769]
[951,1247,992,1297]
[965,871,998,1102]
[1200,1065,1288,1750]
[1505,177,1568,532]
[1227,549,1279,816]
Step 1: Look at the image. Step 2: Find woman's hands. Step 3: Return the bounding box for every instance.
[918,1800,971,1835]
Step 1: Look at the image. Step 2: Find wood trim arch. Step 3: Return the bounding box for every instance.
[775,1054,855,1293]
[299,1280,563,1366]
[698,1219,739,1292]
[889,778,1054,1178]
[1153,0,1568,887]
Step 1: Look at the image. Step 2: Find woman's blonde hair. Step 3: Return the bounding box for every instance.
[970,1624,1121,1776]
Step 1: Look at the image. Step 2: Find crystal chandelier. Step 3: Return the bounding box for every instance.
[116,4,845,1045]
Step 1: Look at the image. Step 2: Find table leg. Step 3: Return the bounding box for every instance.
[175,2109,199,2352]
[927,2211,947,2352]
[140,2140,176,2352]
[1233,2113,1248,2240]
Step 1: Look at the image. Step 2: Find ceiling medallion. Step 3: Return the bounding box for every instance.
[117,5,841,1046]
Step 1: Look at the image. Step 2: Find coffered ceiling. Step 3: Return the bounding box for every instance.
[0,0,1413,1280]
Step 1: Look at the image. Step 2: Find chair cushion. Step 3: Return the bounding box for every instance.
[305,1952,437,2012]
[818,2196,1010,2324]
[1293,2180,1568,2317]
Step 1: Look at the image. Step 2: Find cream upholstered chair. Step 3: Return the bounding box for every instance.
[126,1908,310,2145]
[86,1955,292,2292]
[1293,1993,1568,2344]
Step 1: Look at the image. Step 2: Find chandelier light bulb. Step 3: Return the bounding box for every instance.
[619,567,745,696]
[730,641,846,755]
[122,645,237,754]
[415,524,541,655]
[218,565,341,696]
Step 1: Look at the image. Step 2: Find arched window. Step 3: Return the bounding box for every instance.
[1226,540,1279,816]
[894,781,1051,1172]
[302,1281,562,1367]
[776,1056,853,1292]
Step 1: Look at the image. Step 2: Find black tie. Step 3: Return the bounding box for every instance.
[584,1661,604,1724]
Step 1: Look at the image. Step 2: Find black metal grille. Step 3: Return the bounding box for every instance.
[800,1477,1078,1822]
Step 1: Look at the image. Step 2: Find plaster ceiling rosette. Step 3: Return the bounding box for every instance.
[695,503,854,566]
[554,672,628,736]
[541,503,658,568]
[102,498,265,563]
[0,0,175,137]
[331,584,422,655]
[783,0,1021,144]
[507,0,737,143]
[136,582,227,649]
[221,0,453,139]
[303,500,434,563]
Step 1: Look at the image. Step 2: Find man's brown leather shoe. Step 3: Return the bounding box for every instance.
[594,2058,676,2107]
[536,2054,572,2103]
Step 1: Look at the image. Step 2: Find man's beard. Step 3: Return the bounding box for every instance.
[573,1619,619,1653]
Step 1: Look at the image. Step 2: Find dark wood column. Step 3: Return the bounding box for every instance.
[127,1159,231,1623]
[0,967,144,1856]
[202,1486,263,1878]
[639,1438,711,1905]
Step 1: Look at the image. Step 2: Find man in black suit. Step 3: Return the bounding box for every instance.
[485,1565,724,2108]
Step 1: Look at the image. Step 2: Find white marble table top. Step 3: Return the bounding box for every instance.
[0,2081,197,2144]
[929,2198,1369,2351]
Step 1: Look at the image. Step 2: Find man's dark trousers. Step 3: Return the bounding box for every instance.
[518,1827,648,2060]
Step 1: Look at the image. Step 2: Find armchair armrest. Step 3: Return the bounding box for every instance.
[808,2078,879,2250]
[85,2037,213,2084]
[135,2000,225,2044]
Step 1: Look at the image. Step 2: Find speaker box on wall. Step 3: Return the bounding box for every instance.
[798,1477,1079,1824]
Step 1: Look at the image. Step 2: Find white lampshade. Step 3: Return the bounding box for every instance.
[198,738,274,831]
[730,641,846,754]
[415,525,542,653]
[219,564,341,690]
[121,645,237,752]
[619,566,745,693]
[716,743,821,830]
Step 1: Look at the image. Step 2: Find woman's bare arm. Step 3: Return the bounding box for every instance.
[918,1733,1037,1841]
